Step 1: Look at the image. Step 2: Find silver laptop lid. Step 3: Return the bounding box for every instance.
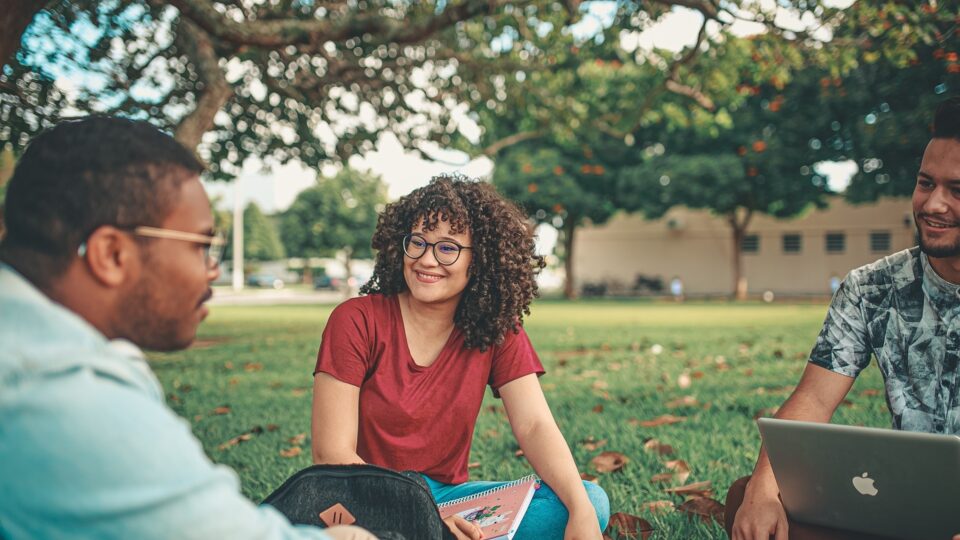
[758,418,960,540]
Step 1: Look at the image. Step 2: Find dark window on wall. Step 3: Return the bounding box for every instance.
[783,233,802,253]
[826,232,846,253]
[871,231,891,252]
[742,234,760,253]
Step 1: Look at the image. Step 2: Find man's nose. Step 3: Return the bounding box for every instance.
[208,261,222,282]
[923,185,950,214]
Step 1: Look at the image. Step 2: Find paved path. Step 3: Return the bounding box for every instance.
[209,287,347,306]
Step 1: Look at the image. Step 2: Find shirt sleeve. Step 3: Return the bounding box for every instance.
[314,299,373,387]
[0,368,331,540]
[808,272,872,378]
[489,326,546,397]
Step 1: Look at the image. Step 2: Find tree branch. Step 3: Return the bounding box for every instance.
[650,0,718,20]
[1,0,47,68]
[664,79,714,109]
[483,130,544,156]
[172,19,233,152]
[168,0,518,50]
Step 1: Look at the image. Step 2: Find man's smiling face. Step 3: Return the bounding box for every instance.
[913,137,960,259]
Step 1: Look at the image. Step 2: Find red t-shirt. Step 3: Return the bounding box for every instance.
[314,294,544,484]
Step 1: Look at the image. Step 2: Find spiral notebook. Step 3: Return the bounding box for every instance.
[437,475,539,540]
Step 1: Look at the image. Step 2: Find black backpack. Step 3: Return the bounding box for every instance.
[262,464,457,540]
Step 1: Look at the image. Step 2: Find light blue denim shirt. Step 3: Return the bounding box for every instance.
[0,263,330,539]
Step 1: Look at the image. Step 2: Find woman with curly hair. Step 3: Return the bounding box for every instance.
[310,175,609,540]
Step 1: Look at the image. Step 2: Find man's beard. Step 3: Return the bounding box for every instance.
[916,221,960,258]
[116,267,202,352]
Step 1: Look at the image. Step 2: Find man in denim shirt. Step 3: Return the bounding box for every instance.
[729,97,960,540]
[0,117,372,540]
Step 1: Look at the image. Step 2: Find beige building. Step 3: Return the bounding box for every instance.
[573,197,917,297]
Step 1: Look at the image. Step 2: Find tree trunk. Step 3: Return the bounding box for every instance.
[562,220,578,300]
[0,0,44,68]
[727,208,753,301]
[172,19,232,152]
[342,246,353,300]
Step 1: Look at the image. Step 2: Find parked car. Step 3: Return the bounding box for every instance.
[247,274,284,289]
[313,273,342,290]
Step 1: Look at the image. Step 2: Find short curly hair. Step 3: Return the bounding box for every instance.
[360,174,545,351]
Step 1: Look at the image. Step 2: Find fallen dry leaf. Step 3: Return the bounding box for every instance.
[266,424,279,432]
[642,438,675,456]
[288,433,306,445]
[665,460,691,483]
[581,437,608,452]
[640,500,675,514]
[591,451,629,473]
[605,512,654,540]
[638,414,686,428]
[467,462,481,469]
[592,404,605,413]
[678,497,725,526]
[665,396,697,409]
[593,380,609,390]
[580,472,598,483]
[651,472,674,483]
[279,447,302,458]
[691,370,705,379]
[515,449,525,457]
[243,362,263,372]
[218,432,254,451]
[860,388,882,397]
[213,406,231,415]
[664,480,713,498]
[291,388,308,397]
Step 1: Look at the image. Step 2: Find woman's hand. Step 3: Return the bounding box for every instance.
[563,508,603,540]
[442,515,483,540]
[324,525,378,540]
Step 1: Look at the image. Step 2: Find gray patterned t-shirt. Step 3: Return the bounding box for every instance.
[810,247,960,434]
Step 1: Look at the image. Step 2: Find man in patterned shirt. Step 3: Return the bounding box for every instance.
[727,97,960,540]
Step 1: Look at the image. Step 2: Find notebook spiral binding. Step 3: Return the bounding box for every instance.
[436,474,540,509]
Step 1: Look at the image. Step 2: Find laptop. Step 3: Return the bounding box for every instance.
[758,418,960,540]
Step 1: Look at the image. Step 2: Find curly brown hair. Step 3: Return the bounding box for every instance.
[360,174,545,351]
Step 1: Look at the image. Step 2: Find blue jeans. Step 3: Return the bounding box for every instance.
[423,475,610,540]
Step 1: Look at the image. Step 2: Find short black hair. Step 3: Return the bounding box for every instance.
[932,96,960,140]
[0,116,204,286]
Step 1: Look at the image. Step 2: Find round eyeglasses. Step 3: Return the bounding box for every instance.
[402,234,472,266]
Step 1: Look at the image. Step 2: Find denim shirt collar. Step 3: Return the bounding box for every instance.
[0,263,164,402]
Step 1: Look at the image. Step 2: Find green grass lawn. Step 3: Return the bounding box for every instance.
[150,299,888,539]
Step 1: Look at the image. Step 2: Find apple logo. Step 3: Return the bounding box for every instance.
[852,472,878,496]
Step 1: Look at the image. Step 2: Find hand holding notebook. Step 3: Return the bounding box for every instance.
[437,476,539,540]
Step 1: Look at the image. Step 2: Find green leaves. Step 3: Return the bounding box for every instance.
[280,168,386,259]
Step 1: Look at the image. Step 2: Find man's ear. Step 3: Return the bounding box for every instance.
[81,226,140,287]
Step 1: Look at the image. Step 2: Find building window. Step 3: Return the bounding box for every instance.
[782,233,802,253]
[826,232,846,253]
[870,231,891,253]
[742,234,760,253]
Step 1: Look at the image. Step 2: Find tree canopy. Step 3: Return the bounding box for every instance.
[280,167,385,262]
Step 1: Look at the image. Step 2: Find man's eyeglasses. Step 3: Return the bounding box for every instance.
[402,234,471,266]
[78,226,227,269]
